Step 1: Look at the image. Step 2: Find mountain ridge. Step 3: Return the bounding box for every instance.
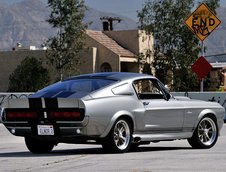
[0,0,138,51]
[0,0,225,56]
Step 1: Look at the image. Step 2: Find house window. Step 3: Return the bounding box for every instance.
[100,63,112,72]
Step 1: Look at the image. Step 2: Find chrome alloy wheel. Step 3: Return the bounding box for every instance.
[198,117,217,146]
[113,120,131,150]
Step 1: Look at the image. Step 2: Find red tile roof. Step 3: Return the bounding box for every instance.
[86,30,135,57]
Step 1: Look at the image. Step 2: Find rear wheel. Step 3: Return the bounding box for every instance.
[25,137,55,153]
[188,116,218,149]
[102,118,132,153]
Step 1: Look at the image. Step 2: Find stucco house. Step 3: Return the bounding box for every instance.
[205,54,226,91]
[0,29,154,91]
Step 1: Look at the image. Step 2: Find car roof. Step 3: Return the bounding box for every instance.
[65,72,155,81]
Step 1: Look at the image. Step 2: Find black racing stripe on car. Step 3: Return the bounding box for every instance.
[45,98,58,109]
[29,98,42,109]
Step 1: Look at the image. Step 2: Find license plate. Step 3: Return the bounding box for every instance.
[37,125,54,135]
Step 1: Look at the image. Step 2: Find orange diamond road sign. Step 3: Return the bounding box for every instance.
[185,3,221,41]
[191,56,212,79]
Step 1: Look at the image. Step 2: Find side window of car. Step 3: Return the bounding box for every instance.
[133,79,164,99]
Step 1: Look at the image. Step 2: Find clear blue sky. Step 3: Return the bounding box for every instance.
[84,0,146,21]
[3,0,226,21]
[84,0,226,21]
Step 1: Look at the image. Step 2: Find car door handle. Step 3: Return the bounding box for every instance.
[187,111,192,114]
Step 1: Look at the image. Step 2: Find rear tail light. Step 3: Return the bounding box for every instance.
[48,110,84,121]
[49,111,80,118]
[4,108,84,121]
[6,111,38,121]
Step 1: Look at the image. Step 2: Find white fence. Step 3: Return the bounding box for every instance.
[0,92,225,109]
[0,92,225,123]
[0,93,33,107]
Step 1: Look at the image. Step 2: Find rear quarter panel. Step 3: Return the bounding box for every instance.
[83,95,143,137]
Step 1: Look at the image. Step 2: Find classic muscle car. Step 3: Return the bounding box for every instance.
[0,72,225,153]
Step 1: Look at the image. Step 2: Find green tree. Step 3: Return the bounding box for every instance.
[8,57,50,92]
[138,0,219,91]
[46,0,87,80]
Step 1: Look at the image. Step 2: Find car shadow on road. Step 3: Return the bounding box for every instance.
[129,146,192,153]
[0,145,192,157]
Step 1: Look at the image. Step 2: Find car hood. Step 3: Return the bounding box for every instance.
[174,96,192,101]
[174,96,225,110]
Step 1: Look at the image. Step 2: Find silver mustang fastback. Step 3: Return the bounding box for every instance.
[0,72,225,153]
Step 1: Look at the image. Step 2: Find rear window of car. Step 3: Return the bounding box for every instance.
[38,78,117,94]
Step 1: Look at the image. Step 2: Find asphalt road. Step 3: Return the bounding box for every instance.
[0,124,226,172]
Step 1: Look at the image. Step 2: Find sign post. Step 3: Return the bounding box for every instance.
[201,41,204,92]
[185,3,221,91]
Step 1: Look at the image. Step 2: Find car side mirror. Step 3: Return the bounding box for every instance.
[165,93,171,101]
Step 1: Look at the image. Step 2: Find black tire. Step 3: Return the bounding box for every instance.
[187,116,218,149]
[102,118,132,153]
[25,137,55,154]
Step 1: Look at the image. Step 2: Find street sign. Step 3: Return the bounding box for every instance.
[191,56,212,79]
[185,3,221,41]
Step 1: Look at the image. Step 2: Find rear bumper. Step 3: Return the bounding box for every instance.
[3,117,89,137]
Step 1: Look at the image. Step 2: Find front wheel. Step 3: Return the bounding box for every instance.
[188,116,218,149]
[25,137,55,153]
[102,118,132,153]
